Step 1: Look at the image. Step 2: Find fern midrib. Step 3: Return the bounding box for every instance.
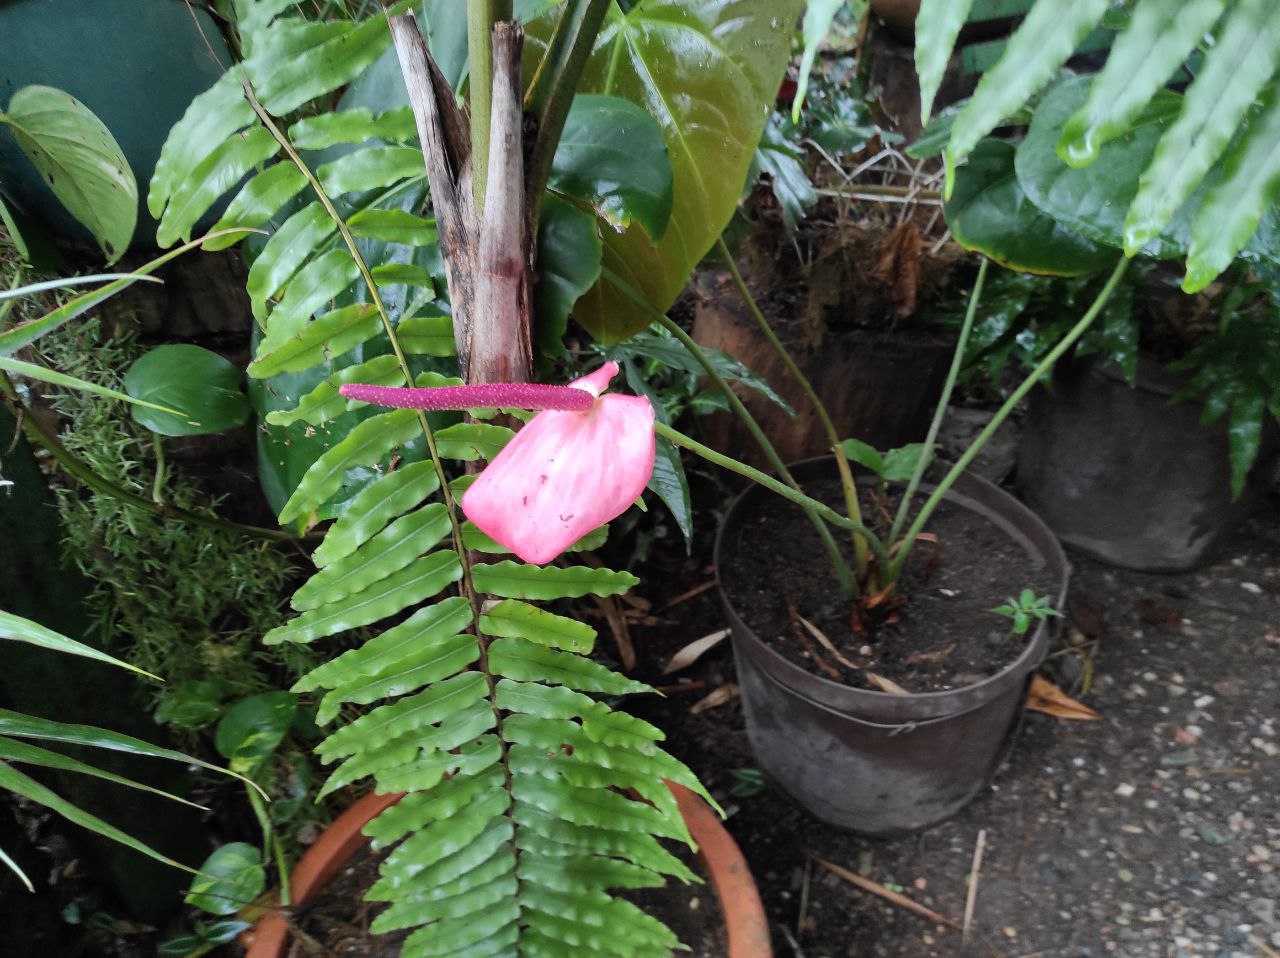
[242,78,525,899]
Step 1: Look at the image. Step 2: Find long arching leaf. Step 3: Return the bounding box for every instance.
[915,0,976,125]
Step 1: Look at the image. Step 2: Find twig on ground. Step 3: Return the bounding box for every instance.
[797,854,812,939]
[659,579,716,610]
[962,828,987,942]
[777,923,808,958]
[815,857,961,929]
[797,615,860,671]
[866,672,909,695]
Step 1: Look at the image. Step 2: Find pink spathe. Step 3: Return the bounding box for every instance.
[461,361,655,564]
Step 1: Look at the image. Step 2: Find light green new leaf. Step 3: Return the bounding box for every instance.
[795,0,849,121]
[316,146,426,197]
[433,422,515,462]
[471,561,639,600]
[155,125,280,247]
[944,0,1109,184]
[915,0,976,125]
[489,638,651,696]
[124,344,251,437]
[349,208,438,245]
[1057,0,1225,167]
[310,459,441,569]
[279,409,421,524]
[248,304,381,378]
[243,9,409,116]
[0,610,157,680]
[1184,85,1280,292]
[397,313,456,356]
[480,600,597,654]
[527,0,803,342]
[0,85,137,261]
[0,355,182,416]
[549,95,673,240]
[263,551,462,645]
[1123,0,1280,254]
[206,162,308,250]
[288,107,418,151]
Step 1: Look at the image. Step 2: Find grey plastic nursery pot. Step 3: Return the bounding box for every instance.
[715,458,1070,836]
[1017,358,1269,572]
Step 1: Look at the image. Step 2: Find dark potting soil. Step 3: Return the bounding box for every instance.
[282,839,724,957]
[719,477,1059,693]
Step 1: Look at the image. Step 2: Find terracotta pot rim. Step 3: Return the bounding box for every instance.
[243,782,771,958]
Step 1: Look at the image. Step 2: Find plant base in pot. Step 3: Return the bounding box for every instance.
[716,457,1069,836]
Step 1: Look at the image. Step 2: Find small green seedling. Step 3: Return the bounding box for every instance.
[992,589,1062,635]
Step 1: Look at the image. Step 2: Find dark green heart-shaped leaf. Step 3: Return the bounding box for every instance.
[124,344,250,436]
[185,843,265,916]
[214,692,297,775]
[550,94,673,241]
[534,195,602,357]
[947,138,1117,275]
[0,85,137,262]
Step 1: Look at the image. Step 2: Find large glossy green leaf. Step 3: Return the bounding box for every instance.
[124,345,251,437]
[534,195,603,357]
[945,139,1117,275]
[0,85,137,261]
[1122,0,1280,254]
[0,610,157,680]
[527,0,803,342]
[944,0,1109,181]
[1056,0,1225,167]
[185,843,265,916]
[549,95,673,240]
[915,0,976,125]
[1184,85,1280,292]
[1016,77,1280,263]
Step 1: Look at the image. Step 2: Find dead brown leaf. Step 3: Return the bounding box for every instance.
[1024,675,1101,721]
[1135,596,1182,634]
[904,642,956,665]
[661,629,731,675]
[866,672,909,695]
[871,222,923,317]
[658,580,716,611]
[690,683,740,715]
[796,615,860,670]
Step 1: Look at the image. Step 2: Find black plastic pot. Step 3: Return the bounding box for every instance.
[715,459,1069,836]
[1017,358,1269,572]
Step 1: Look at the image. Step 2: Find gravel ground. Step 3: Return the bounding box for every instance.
[631,501,1280,958]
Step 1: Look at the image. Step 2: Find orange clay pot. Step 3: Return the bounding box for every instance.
[243,782,771,958]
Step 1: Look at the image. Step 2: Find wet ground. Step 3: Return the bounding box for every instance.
[629,500,1280,958]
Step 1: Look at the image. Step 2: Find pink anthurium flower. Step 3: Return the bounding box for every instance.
[339,361,655,564]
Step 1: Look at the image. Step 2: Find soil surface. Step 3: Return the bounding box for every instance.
[720,477,1060,693]
[286,833,726,956]
[625,497,1280,958]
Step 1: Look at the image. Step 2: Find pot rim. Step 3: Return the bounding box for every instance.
[714,456,1070,722]
[242,783,772,958]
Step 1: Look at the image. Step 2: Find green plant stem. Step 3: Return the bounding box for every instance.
[889,257,988,544]
[603,266,858,598]
[523,0,612,232]
[151,434,166,505]
[467,0,512,214]
[0,373,301,543]
[715,237,870,573]
[889,257,1130,581]
[655,421,891,571]
[248,786,290,906]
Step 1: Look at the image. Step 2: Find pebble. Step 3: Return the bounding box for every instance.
[1193,694,1215,708]
[1115,783,1136,797]
[1240,581,1263,594]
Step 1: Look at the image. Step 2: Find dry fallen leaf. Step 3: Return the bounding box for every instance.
[797,615,859,670]
[904,642,956,665]
[1024,675,1101,720]
[661,628,731,675]
[690,683,740,715]
[866,672,909,695]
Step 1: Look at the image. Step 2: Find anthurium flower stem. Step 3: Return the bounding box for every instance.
[653,421,891,571]
[888,258,989,545]
[603,267,859,599]
[716,237,871,575]
[888,256,1130,582]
